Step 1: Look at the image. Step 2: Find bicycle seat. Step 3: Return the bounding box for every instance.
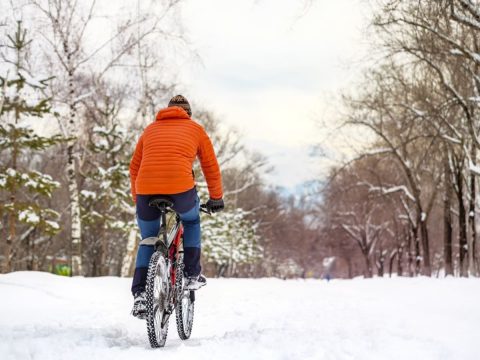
[149,196,174,209]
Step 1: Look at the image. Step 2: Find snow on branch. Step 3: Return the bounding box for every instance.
[337,211,357,219]
[401,17,480,66]
[364,148,393,156]
[73,92,93,104]
[469,161,480,176]
[450,0,480,30]
[18,69,49,88]
[357,181,416,202]
[442,135,462,145]
[223,178,257,197]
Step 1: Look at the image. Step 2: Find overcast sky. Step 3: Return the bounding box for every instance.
[178,0,371,192]
[6,0,371,193]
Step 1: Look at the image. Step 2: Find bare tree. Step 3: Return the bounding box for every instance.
[28,0,183,275]
[372,0,480,275]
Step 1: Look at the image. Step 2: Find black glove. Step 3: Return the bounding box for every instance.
[206,198,224,213]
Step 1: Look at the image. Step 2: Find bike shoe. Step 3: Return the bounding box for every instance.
[131,291,147,319]
[185,274,207,290]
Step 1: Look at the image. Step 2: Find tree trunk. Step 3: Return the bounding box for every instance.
[363,250,373,278]
[27,233,35,271]
[68,148,83,276]
[91,246,98,277]
[420,222,431,276]
[121,227,138,277]
[217,263,227,278]
[468,145,477,276]
[63,37,83,276]
[100,241,107,276]
[5,193,15,273]
[347,258,353,278]
[5,107,20,273]
[414,225,421,276]
[418,208,431,276]
[456,170,468,277]
[407,227,414,277]
[376,252,385,277]
[1,212,6,272]
[389,250,397,277]
[99,198,109,276]
[443,154,453,276]
[397,241,404,277]
[476,177,480,275]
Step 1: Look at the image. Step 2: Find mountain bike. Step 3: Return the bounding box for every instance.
[144,196,210,348]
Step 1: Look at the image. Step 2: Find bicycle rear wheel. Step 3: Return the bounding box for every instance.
[146,251,170,348]
[175,263,195,340]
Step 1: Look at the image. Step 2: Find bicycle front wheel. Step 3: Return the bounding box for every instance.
[146,251,170,348]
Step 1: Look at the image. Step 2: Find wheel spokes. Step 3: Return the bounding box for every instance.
[180,290,194,335]
[154,275,160,302]
[150,256,170,343]
[154,304,161,339]
[182,294,190,326]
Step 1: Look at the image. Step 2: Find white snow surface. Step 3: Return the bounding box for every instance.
[0,272,479,360]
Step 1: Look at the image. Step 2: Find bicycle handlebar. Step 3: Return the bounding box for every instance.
[200,204,211,215]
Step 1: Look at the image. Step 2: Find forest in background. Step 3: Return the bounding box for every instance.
[0,0,320,279]
[1,0,480,279]
[320,0,480,278]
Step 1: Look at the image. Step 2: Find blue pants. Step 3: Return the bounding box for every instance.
[131,187,201,295]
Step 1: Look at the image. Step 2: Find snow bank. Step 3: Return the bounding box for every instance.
[0,272,479,360]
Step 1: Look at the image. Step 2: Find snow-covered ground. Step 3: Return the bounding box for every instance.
[0,272,479,360]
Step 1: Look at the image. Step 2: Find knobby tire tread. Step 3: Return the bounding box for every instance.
[146,251,169,348]
[175,265,194,340]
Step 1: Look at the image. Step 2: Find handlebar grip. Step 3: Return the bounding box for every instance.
[200,204,211,215]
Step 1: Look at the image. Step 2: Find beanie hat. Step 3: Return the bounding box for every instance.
[168,95,192,116]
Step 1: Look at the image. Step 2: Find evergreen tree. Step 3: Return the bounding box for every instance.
[189,112,264,277]
[79,87,136,276]
[197,185,263,277]
[0,21,64,272]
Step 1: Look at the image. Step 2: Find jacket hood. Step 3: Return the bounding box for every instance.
[156,106,190,121]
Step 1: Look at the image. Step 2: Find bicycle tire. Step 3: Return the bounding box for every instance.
[146,251,170,348]
[175,261,195,340]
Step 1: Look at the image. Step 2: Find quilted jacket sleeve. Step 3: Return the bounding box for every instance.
[197,128,223,199]
[129,134,144,203]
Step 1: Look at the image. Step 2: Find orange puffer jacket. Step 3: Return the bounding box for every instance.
[129,106,223,202]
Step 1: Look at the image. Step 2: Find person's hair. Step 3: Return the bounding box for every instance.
[168,95,191,116]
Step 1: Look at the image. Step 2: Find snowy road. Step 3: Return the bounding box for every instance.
[0,272,478,360]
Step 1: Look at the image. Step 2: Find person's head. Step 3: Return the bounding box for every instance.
[168,95,192,116]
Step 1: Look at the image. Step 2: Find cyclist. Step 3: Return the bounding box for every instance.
[129,95,224,318]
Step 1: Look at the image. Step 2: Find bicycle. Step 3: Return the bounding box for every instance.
[144,196,210,348]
